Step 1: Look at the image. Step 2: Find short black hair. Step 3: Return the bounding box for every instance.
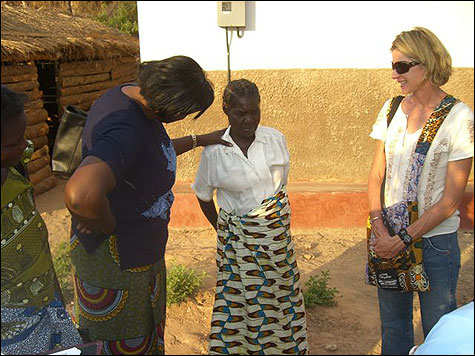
[222,79,260,112]
[138,56,214,120]
[1,84,28,131]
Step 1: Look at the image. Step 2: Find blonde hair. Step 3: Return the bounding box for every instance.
[391,27,452,87]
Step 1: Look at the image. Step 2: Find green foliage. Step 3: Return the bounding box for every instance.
[303,270,339,307]
[51,242,206,306]
[96,1,139,36]
[166,263,205,306]
[52,241,72,292]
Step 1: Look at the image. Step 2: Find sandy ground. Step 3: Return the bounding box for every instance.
[36,179,474,355]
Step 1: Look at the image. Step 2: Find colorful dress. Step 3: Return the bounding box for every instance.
[1,166,83,354]
[193,126,308,354]
[70,234,167,355]
[210,188,308,355]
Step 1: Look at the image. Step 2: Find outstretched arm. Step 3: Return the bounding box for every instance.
[197,198,218,231]
[172,129,231,156]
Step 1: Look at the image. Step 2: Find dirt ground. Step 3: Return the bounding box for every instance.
[36,179,474,355]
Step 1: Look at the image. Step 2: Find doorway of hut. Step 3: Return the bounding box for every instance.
[35,60,60,158]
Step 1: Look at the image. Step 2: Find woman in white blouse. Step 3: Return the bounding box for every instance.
[367,27,474,355]
[193,79,308,355]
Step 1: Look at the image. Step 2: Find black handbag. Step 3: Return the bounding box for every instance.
[52,105,88,179]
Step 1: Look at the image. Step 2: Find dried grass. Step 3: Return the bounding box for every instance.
[1,3,139,63]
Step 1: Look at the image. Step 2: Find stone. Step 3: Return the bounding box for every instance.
[325,343,338,351]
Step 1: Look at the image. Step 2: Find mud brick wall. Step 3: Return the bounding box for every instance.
[57,57,138,114]
[1,62,57,196]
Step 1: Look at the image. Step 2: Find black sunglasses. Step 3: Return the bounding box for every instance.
[392,61,420,74]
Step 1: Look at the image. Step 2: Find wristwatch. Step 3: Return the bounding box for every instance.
[397,228,413,246]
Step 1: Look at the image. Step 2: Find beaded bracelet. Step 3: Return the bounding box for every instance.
[370,216,383,223]
[191,134,198,149]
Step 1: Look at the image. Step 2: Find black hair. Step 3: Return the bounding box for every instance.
[1,84,28,131]
[222,79,260,112]
[138,56,214,120]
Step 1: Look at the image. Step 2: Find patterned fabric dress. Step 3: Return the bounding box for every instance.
[209,188,308,355]
[70,234,167,355]
[1,166,83,354]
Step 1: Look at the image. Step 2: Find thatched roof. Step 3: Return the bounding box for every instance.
[1,3,140,63]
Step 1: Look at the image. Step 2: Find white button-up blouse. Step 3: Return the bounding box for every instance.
[370,98,474,237]
[192,126,290,216]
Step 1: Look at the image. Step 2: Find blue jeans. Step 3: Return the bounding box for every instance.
[377,232,461,355]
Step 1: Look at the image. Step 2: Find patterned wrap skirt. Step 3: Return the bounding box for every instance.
[70,233,167,355]
[1,164,83,355]
[209,188,308,355]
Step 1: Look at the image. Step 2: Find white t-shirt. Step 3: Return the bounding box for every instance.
[370,98,474,237]
[192,126,290,216]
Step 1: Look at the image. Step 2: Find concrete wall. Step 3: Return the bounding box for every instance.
[137,2,474,184]
[165,67,474,183]
[137,2,474,228]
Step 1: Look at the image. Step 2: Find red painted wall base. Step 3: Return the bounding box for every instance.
[169,183,474,230]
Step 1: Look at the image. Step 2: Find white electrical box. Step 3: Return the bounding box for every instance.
[217,1,246,28]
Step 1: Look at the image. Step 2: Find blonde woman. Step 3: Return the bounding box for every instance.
[367,27,473,354]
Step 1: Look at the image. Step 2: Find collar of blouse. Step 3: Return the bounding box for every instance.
[221,125,267,155]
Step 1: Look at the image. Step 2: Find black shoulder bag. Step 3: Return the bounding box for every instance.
[52,105,88,179]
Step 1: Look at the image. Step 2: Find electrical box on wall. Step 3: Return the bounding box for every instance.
[217,1,246,28]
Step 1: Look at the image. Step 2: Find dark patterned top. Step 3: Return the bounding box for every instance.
[75,84,176,269]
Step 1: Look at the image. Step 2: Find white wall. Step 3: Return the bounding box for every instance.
[137,1,474,70]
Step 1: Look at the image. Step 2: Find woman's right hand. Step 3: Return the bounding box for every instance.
[371,219,405,258]
[197,129,232,147]
[74,213,116,236]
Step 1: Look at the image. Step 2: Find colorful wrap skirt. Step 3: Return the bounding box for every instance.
[209,188,308,355]
[1,165,83,354]
[70,233,167,355]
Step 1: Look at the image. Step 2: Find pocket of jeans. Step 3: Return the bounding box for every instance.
[425,235,450,254]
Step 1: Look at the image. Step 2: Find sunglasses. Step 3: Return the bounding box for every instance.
[391,61,420,74]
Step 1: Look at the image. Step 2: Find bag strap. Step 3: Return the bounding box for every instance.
[387,96,404,127]
[380,96,404,210]
[405,95,457,201]
[13,161,28,180]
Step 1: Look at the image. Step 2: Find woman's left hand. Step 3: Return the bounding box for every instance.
[76,222,93,234]
[197,129,232,147]
[373,233,406,259]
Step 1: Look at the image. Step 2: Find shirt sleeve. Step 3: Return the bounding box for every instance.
[86,116,145,182]
[369,99,391,142]
[192,149,215,202]
[448,105,475,161]
[281,133,291,185]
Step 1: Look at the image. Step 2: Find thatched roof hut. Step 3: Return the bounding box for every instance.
[1,3,139,62]
[1,3,140,195]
